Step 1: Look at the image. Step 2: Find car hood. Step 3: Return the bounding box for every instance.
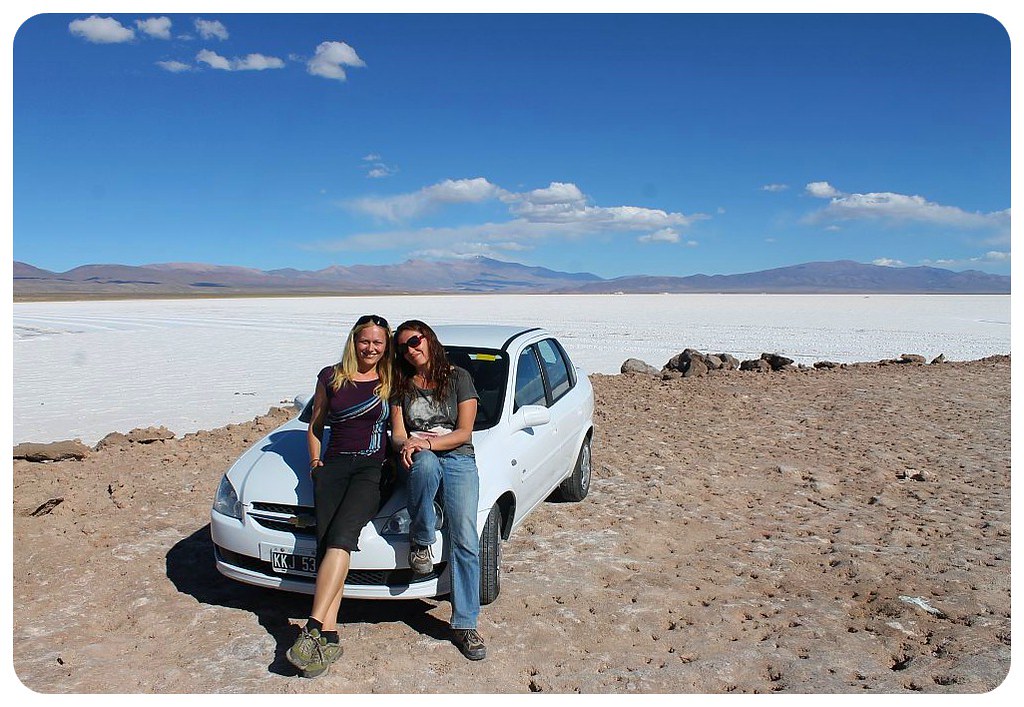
[225,419,503,517]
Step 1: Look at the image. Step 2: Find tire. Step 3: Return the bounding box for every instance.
[479,503,502,605]
[557,436,592,502]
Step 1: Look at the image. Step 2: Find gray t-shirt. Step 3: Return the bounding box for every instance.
[398,366,478,456]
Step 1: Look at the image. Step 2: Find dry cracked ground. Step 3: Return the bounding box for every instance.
[11,356,1011,694]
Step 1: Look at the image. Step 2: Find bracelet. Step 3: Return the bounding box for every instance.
[427,438,432,450]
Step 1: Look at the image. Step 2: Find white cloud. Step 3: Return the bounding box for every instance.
[507,181,701,231]
[195,18,228,40]
[638,228,680,244]
[348,178,505,221]
[323,177,705,258]
[69,16,135,44]
[813,191,1008,229]
[367,164,399,179]
[361,154,398,179]
[235,54,286,71]
[806,181,841,198]
[196,49,231,70]
[872,258,905,267]
[308,41,366,81]
[761,183,789,192]
[136,17,172,40]
[347,177,703,236]
[196,49,284,72]
[919,251,1010,270]
[156,60,191,73]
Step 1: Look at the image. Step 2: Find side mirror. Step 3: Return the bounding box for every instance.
[511,404,550,432]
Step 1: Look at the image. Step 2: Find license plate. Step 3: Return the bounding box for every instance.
[271,549,317,575]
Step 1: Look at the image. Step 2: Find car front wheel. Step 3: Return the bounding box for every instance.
[479,503,502,605]
[557,435,592,502]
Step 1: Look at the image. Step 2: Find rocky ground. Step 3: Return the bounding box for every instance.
[10,356,1011,694]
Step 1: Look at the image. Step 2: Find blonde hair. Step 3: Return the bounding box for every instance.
[330,318,393,401]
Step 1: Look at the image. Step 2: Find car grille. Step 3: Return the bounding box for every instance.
[248,502,317,537]
[215,546,445,586]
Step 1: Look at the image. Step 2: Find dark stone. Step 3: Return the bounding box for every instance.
[814,361,839,369]
[30,498,65,516]
[716,353,739,370]
[740,358,771,373]
[620,358,660,376]
[683,356,709,378]
[761,352,795,371]
[898,354,926,364]
[930,353,946,365]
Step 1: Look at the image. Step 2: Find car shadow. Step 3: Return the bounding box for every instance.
[166,525,452,676]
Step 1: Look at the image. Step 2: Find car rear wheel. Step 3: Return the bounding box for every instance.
[557,436,592,502]
[479,503,502,605]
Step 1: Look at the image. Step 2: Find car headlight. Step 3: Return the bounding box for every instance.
[213,475,243,520]
[380,502,444,536]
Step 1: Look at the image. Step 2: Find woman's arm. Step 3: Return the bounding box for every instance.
[392,403,429,469]
[306,380,328,472]
[423,398,477,452]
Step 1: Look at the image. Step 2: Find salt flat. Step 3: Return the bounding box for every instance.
[12,294,1010,445]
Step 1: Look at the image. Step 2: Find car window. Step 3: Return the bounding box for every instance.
[514,346,547,411]
[536,338,573,403]
[552,338,578,387]
[444,347,508,430]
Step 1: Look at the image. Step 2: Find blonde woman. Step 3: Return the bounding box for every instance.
[286,314,392,678]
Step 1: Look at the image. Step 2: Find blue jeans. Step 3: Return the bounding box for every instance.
[407,450,480,629]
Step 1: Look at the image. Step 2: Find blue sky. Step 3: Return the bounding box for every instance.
[11,11,1012,278]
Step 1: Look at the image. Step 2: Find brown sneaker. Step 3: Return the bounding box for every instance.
[409,544,433,576]
[451,627,486,660]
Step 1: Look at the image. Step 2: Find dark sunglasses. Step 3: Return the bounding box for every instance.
[356,314,389,329]
[397,334,424,352]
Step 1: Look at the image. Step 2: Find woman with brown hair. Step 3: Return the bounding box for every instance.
[390,319,486,661]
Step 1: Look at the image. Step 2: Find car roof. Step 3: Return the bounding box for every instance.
[434,324,546,351]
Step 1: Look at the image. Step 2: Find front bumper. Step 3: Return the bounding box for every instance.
[210,507,451,599]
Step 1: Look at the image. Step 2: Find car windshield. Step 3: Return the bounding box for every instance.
[444,346,509,431]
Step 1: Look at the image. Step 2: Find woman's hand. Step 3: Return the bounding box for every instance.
[399,436,431,469]
[309,458,324,477]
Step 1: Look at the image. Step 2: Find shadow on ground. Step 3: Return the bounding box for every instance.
[166,525,451,675]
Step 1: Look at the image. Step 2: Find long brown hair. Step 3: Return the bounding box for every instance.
[392,320,453,402]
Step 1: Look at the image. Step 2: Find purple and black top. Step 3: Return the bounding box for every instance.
[317,366,388,462]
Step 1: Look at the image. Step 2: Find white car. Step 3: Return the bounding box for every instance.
[211,325,594,604]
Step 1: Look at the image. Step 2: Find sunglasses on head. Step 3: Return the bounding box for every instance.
[397,334,424,352]
[356,314,389,329]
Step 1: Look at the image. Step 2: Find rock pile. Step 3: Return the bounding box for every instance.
[620,348,950,380]
[14,425,176,463]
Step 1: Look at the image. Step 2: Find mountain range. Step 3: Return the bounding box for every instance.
[13,257,1010,299]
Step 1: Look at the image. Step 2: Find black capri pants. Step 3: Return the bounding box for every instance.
[313,454,383,560]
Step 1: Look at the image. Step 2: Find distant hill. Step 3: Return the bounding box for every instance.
[12,256,603,298]
[12,257,1010,299]
[559,260,1011,294]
